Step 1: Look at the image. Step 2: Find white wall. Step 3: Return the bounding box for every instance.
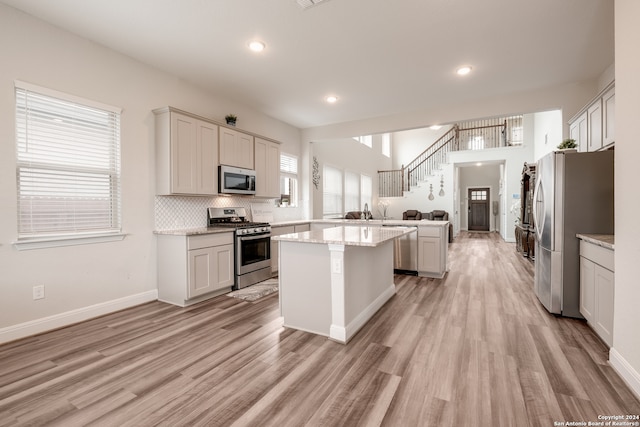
[0,4,301,337]
[611,0,640,399]
[532,110,563,161]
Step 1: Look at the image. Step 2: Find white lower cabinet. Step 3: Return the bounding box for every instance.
[158,232,234,306]
[579,240,614,347]
[417,225,448,278]
[271,223,310,274]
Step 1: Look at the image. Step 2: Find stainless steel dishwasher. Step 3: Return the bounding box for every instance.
[383,225,418,274]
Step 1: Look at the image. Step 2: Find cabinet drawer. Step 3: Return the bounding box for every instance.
[418,226,441,238]
[580,241,614,271]
[188,232,234,250]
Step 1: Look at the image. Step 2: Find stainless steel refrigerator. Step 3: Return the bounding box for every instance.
[533,149,614,318]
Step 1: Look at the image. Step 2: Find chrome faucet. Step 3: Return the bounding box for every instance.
[363,203,370,220]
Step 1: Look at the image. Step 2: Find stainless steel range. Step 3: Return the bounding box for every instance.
[207,207,271,290]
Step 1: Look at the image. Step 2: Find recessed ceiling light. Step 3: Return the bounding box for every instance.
[248,41,266,52]
[476,162,482,167]
[325,95,338,103]
[430,125,442,130]
[456,66,472,76]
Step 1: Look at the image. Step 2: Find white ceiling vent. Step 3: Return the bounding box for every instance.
[296,0,331,10]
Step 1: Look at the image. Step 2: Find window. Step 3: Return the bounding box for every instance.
[279,153,298,207]
[15,82,121,239]
[470,190,488,201]
[382,133,391,157]
[353,135,372,148]
[323,165,343,218]
[468,136,485,150]
[511,126,524,145]
[344,171,360,212]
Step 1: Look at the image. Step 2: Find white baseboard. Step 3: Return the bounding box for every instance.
[0,290,158,344]
[330,284,396,344]
[609,347,640,400]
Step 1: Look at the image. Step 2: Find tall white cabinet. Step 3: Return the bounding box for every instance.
[154,108,218,195]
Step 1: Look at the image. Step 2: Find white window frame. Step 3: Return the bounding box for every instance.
[13,81,124,250]
[344,170,361,213]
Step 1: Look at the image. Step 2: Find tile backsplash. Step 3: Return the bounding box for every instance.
[154,195,306,230]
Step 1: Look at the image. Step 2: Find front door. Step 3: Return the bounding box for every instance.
[468,188,490,231]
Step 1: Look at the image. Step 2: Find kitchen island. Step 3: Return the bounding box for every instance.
[273,225,415,343]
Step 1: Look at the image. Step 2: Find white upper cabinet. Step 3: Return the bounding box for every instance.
[155,108,218,195]
[602,86,615,146]
[587,100,602,152]
[570,84,614,153]
[570,112,588,153]
[254,137,281,198]
[219,127,254,169]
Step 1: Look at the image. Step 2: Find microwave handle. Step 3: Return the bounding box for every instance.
[248,175,256,191]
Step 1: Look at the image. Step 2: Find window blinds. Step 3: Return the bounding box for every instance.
[15,83,121,237]
[322,165,343,218]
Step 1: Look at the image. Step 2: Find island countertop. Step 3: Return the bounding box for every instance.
[272,225,416,247]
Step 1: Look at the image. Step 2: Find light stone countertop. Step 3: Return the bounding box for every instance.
[577,234,615,250]
[272,225,417,247]
[155,218,448,236]
[154,227,233,236]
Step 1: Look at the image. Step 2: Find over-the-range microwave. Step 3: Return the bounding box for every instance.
[219,165,256,195]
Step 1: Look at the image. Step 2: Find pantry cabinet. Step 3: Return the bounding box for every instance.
[154,108,218,195]
[570,83,615,153]
[579,238,614,347]
[219,127,254,169]
[157,232,234,307]
[254,137,281,198]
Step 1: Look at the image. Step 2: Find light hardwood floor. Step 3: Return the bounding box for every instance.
[1,232,638,426]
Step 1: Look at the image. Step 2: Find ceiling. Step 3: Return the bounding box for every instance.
[0,0,614,130]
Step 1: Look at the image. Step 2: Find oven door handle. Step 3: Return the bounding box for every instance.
[238,233,271,241]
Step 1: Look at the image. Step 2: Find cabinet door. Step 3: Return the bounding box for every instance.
[188,247,216,298]
[219,127,238,167]
[219,127,254,169]
[579,256,595,322]
[211,244,234,291]
[237,132,254,169]
[587,100,602,152]
[170,113,197,193]
[594,264,614,346]
[418,237,441,273]
[255,138,281,198]
[196,120,218,195]
[570,112,588,153]
[602,87,615,146]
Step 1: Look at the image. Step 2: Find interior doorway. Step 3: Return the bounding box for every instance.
[468,188,490,231]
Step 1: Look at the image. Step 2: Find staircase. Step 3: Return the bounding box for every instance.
[378,116,521,197]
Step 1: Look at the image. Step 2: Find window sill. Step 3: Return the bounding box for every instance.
[13,233,127,251]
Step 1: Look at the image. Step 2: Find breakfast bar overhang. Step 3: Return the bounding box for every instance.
[273,225,416,344]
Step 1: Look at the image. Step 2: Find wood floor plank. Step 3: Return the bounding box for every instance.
[0,231,638,426]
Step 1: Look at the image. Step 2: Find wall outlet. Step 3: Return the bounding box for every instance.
[33,285,45,300]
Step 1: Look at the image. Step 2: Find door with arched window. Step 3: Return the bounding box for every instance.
[468,188,490,231]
